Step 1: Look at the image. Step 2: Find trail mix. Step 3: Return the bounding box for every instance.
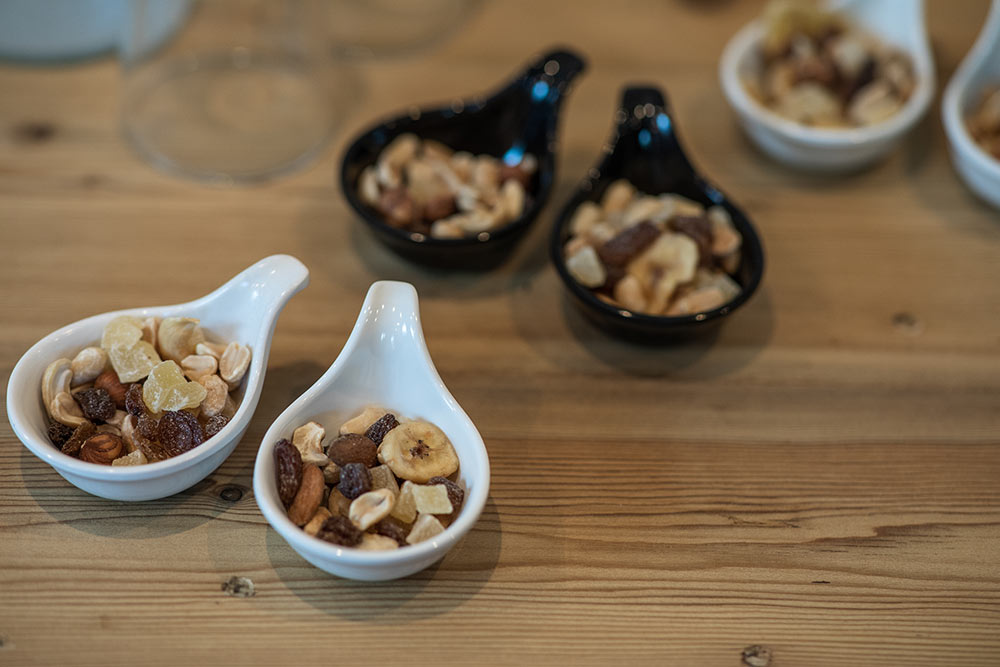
[967,87,1000,161]
[41,315,251,466]
[357,133,536,239]
[563,179,743,317]
[275,407,463,550]
[743,0,916,128]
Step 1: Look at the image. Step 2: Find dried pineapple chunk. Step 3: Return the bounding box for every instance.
[143,361,207,414]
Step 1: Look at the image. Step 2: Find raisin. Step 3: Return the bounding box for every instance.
[137,413,159,441]
[137,437,170,463]
[124,383,147,417]
[373,517,410,547]
[62,422,96,457]
[274,439,303,507]
[422,194,456,222]
[669,215,713,267]
[428,476,465,513]
[94,370,128,409]
[156,410,204,458]
[315,515,363,547]
[326,433,378,467]
[47,422,75,447]
[597,221,660,267]
[337,462,372,500]
[74,388,115,423]
[364,413,399,446]
[204,414,229,439]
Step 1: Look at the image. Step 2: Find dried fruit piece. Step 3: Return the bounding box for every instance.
[287,464,324,526]
[369,464,400,497]
[598,221,661,268]
[411,483,453,515]
[337,462,372,500]
[428,476,465,514]
[48,422,75,447]
[364,413,399,446]
[274,439,303,507]
[112,449,147,466]
[136,436,170,463]
[74,387,116,423]
[377,420,459,483]
[349,488,395,531]
[406,514,446,545]
[62,422,96,456]
[94,370,128,409]
[156,410,205,457]
[326,433,377,467]
[315,515,363,547]
[70,347,108,386]
[204,414,229,439]
[79,433,124,465]
[373,518,410,546]
[143,361,208,414]
[124,383,146,417]
[103,316,161,383]
[391,481,419,523]
[136,413,159,441]
[157,317,204,364]
[668,216,714,266]
[358,534,400,551]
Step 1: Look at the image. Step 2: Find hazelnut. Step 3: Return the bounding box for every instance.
[79,433,124,465]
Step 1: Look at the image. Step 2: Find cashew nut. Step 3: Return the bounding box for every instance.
[70,347,108,386]
[157,317,204,364]
[292,421,329,467]
[42,359,74,420]
[181,354,218,382]
[197,374,228,419]
[218,342,251,389]
[50,392,87,427]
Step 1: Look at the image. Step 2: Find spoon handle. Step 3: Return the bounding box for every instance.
[615,85,699,183]
[518,48,587,104]
[200,254,310,318]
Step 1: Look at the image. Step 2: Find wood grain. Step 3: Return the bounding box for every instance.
[2,1,999,665]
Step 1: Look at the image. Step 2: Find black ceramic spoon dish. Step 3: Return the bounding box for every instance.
[340,47,586,269]
[550,86,765,341]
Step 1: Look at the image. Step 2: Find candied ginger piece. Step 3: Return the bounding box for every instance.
[142,361,207,414]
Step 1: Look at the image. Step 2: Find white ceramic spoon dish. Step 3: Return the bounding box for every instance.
[720,0,935,171]
[942,0,1000,209]
[253,281,490,581]
[7,254,309,501]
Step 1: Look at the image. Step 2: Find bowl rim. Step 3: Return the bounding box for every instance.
[550,185,766,331]
[253,405,491,569]
[338,110,554,251]
[940,46,1000,183]
[6,304,265,482]
[719,19,936,148]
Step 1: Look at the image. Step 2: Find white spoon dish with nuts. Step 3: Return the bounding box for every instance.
[7,255,309,501]
[253,280,489,581]
[720,0,934,170]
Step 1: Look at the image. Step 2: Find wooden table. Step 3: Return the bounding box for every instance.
[2,1,999,664]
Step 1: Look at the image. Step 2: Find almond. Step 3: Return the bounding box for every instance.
[287,464,324,526]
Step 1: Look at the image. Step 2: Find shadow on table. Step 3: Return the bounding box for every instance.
[263,494,502,621]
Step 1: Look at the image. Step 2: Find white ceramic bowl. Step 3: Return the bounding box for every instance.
[253,281,490,581]
[719,0,935,171]
[942,0,1000,209]
[6,255,309,501]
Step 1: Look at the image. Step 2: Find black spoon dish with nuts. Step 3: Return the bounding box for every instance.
[550,86,765,341]
[340,47,586,268]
